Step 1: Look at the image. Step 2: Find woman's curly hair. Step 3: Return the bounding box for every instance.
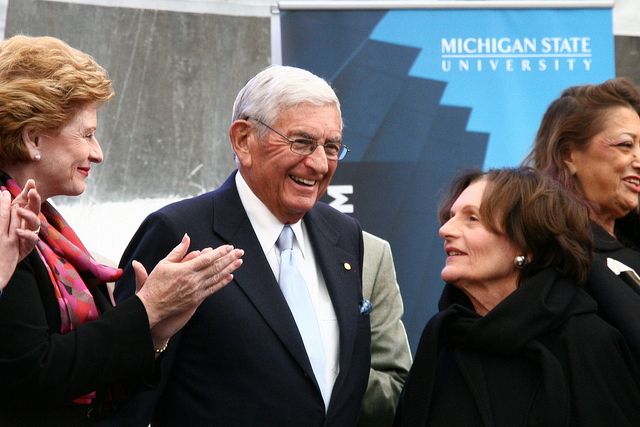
[0,35,114,167]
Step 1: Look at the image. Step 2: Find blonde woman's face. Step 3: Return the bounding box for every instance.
[33,105,103,200]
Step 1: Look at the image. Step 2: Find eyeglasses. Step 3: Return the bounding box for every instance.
[248,117,350,161]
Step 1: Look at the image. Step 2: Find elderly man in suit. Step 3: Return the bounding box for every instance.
[112,65,370,426]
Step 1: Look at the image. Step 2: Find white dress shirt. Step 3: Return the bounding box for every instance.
[235,172,340,405]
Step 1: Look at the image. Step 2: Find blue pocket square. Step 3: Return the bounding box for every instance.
[359,299,373,315]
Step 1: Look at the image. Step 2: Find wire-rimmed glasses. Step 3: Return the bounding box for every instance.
[248,117,350,161]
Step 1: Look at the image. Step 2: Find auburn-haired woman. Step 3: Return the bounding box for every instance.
[394,167,640,426]
[525,77,640,357]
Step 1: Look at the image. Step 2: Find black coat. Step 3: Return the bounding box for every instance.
[0,250,157,426]
[394,269,640,426]
[586,220,640,360]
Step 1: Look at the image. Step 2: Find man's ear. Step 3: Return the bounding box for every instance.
[21,127,41,158]
[229,119,254,168]
[561,146,578,176]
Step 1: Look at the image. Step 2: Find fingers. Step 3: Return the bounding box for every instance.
[163,244,243,301]
[133,260,150,294]
[25,183,41,216]
[12,179,35,207]
[203,258,242,298]
[15,228,38,245]
[14,204,39,262]
[181,249,201,263]
[207,249,244,284]
[15,202,41,253]
[137,242,243,329]
[190,246,244,296]
[16,206,40,233]
[0,190,10,234]
[186,244,239,272]
[11,180,41,233]
[162,234,191,264]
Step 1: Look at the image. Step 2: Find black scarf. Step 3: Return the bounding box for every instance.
[396,269,597,426]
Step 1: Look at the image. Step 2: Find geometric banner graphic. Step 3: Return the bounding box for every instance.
[273,1,614,352]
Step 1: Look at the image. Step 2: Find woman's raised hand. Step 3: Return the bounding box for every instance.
[0,180,41,291]
[133,234,243,345]
[12,179,41,262]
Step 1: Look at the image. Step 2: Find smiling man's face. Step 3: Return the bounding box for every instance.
[240,103,342,224]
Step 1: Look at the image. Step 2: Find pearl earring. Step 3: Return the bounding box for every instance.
[34,154,41,161]
[515,255,527,268]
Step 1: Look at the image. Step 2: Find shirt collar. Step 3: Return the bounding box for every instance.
[235,171,308,258]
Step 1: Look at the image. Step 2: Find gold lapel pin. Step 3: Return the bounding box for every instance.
[343,262,351,271]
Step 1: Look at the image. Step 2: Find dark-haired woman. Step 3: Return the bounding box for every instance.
[394,167,640,426]
[525,77,640,358]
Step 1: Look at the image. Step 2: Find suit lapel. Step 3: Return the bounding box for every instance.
[211,173,318,386]
[304,208,362,406]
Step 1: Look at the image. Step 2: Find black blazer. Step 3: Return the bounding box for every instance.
[110,171,371,426]
[0,244,156,426]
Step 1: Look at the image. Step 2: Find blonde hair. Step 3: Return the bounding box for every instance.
[0,35,114,167]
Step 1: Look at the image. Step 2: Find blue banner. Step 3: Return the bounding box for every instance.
[274,2,614,352]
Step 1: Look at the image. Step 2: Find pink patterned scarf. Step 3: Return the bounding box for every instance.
[2,172,123,403]
[2,173,123,331]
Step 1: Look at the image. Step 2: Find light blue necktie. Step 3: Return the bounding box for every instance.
[277,225,328,407]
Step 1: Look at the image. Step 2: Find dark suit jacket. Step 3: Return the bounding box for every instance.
[110,171,371,426]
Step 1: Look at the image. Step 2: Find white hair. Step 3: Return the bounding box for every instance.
[232,65,342,137]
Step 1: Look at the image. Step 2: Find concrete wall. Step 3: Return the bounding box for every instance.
[7,0,270,204]
[616,35,640,87]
